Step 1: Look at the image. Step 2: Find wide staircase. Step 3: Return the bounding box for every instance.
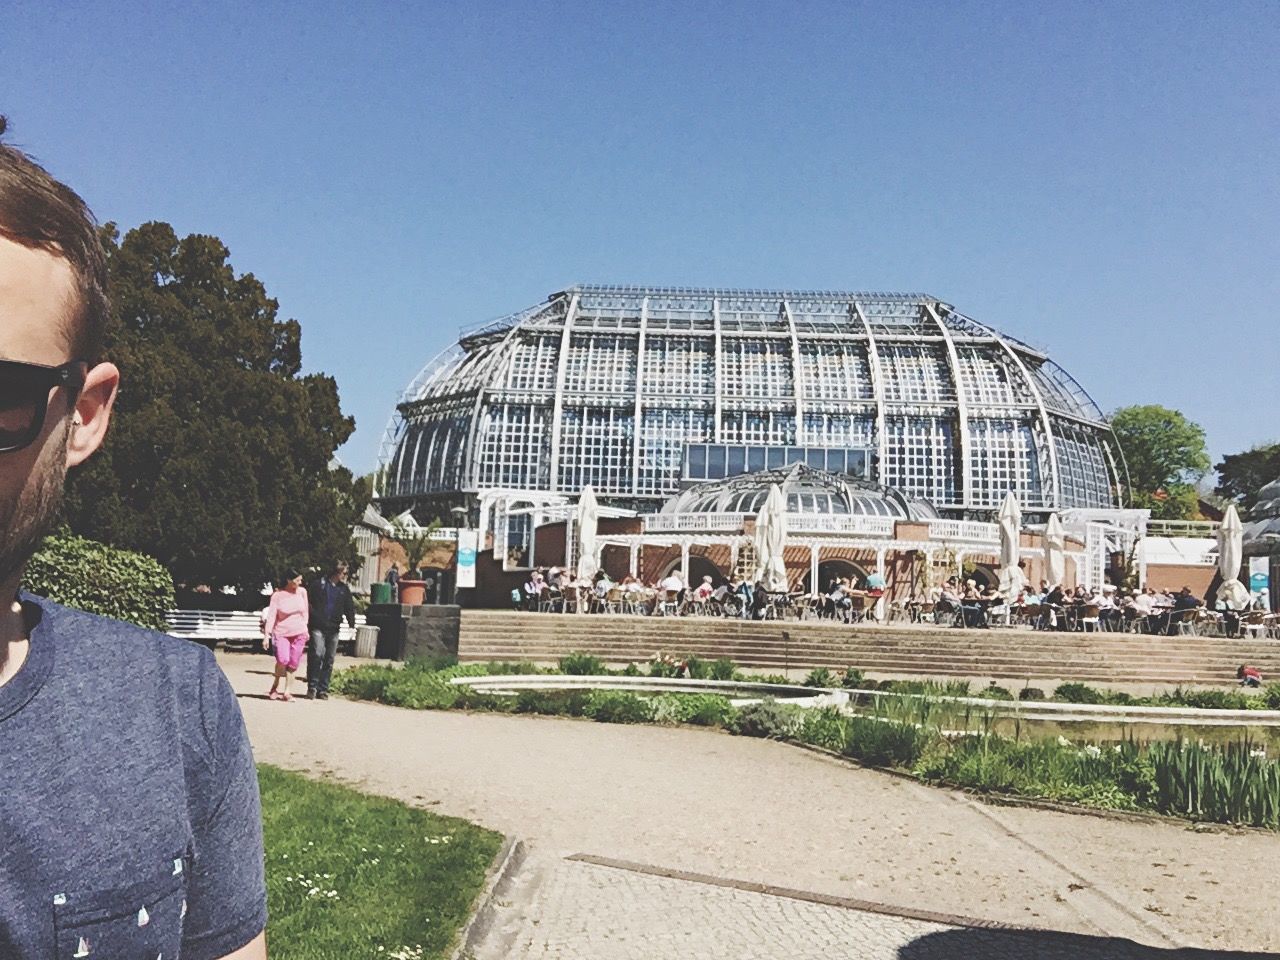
[458,610,1280,686]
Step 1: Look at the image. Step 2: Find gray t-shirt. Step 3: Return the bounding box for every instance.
[0,595,267,959]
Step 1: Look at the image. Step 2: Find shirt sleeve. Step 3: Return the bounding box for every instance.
[182,653,268,960]
[262,593,280,637]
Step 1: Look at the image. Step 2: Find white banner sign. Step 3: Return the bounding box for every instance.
[456,528,478,589]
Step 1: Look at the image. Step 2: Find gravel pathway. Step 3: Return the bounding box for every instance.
[223,653,1276,955]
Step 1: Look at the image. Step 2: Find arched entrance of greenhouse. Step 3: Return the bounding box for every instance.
[658,554,725,587]
[802,558,869,594]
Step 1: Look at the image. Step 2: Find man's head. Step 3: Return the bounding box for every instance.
[328,562,348,583]
[0,120,119,584]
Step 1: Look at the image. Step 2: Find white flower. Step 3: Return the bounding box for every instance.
[1056,735,1071,747]
[1082,744,1102,758]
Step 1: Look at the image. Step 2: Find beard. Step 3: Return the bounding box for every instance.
[0,422,69,585]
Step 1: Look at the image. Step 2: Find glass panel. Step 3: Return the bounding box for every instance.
[826,449,846,473]
[747,446,766,472]
[846,450,866,477]
[806,448,825,469]
[687,443,707,479]
[786,447,804,464]
[708,445,727,479]
[767,447,786,469]
[727,446,746,476]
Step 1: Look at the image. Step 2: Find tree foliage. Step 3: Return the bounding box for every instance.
[64,222,365,592]
[1110,405,1209,520]
[1215,442,1280,514]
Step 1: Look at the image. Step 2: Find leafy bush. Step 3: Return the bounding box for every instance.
[1018,687,1046,701]
[1264,683,1280,710]
[484,660,543,675]
[708,657,738,681]
[798,707,851,751]
[650,692,735,727]
[514,690,570,715]
[843,716,930,768]
[585,691,653,724]
[684,655,708,679]
[406,653,459,673]
[330,664,397,701]
[840,667,866,689]
[803,667,836,688]
[1150,687,1256,711]
[983,685,1015,701]
[25,532,175,631]
[648,653,686,678]
[559,652,608,675]
[622,662,642,677]
[1052,682,1109,705]
[731,699,803,739]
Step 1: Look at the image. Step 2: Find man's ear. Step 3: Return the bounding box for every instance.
[66,361,120,469]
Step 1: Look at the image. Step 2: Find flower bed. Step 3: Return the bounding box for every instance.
[331,656,1280,830]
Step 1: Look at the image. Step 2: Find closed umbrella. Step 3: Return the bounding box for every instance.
[575,485,599,584]
[752,483,789,594]
[996,492,1024,599]
[1216,504,1250,610]
[1044,513,1066,588]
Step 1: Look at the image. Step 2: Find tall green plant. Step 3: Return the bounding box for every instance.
[25,532,175,630]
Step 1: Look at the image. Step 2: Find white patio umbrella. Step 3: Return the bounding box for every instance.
[1044,512,1066,588]
[1216,504,1250,610]
[752,483,789,593]
[575,485,600,584]
[996,492,1024,599]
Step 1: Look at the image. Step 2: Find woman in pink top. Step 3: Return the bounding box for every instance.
[262,568,309,701]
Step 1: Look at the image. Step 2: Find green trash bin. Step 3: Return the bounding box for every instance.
[370,581,393,605]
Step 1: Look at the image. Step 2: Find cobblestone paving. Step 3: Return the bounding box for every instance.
[478,857,953,959]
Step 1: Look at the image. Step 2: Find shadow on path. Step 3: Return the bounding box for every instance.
[901,928,1262,959]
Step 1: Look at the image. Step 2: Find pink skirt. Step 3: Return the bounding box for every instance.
[273,634,308,671]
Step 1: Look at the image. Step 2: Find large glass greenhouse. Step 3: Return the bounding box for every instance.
[377,285,1125,524]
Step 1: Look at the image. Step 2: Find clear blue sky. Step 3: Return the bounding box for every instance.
[7,1,1277,476]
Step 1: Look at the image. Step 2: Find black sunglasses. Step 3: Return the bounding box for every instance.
[0,359,89,454]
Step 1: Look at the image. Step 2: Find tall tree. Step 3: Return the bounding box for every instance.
[1110,405,1209,520]
[1215,442,1280,513]
[64,222,365,592]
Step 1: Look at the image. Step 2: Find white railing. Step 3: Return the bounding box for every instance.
[1146,519,1220,538]
[792,514,896,536]
[927,520,1000,543]
[641,512,896,537]
[643,513,746,532]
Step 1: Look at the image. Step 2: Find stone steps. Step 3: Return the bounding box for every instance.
[457,611,1280,685]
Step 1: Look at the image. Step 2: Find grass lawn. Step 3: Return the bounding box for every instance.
[259,765,504,960]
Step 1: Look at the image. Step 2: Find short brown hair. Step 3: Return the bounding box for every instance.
[0,116,108,362]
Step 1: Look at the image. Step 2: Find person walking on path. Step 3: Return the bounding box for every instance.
[262,568,309,701]
[386,562,400,597]
[306,562,356,700]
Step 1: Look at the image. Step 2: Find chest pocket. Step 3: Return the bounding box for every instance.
[53,856,188,960]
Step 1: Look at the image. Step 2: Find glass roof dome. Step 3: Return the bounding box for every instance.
[378,285,1125,520]
[663,463,940,520]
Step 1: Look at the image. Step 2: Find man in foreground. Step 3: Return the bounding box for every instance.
[0,120,267,958]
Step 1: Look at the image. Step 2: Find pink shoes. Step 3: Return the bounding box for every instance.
[268,690,283,701]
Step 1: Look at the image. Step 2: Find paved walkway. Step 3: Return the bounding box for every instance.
[224,653,1278,956]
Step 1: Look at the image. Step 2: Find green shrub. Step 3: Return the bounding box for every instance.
[329,664,397,701]
[406,653,459,673]
[1018,687,1046,701]
[25,532,175,631]
[708,657,738,681]
[622,662,642,676]
[804,667,836,688]
[1264,683,1280,710]
[798,707,851,751]
[585,690,653,724]
[1145,739,1280,829]
[844,716,929,768]
[648,654,686,678]
[484,660,543,675]
[684,655,708,679]
[1150,687,1255,711]
[559,652,607,675]
[1052,682,1108,705]
[731,699,802,739]
[983,685,1015,701]
[840,667,866,689]
[514,690,570,715]
[648,692,734,726]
